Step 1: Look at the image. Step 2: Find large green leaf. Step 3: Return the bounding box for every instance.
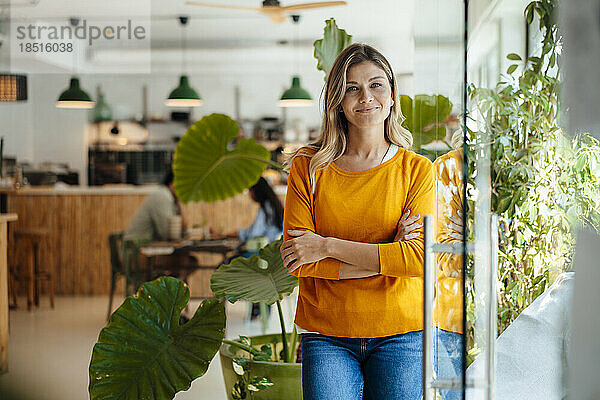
[89,277,225,400]
[173,113,271,203]
[211,238,298,305]
[313,18,352,79]
[400,94,452,150]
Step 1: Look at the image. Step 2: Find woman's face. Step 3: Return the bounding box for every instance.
[340,61,393,129]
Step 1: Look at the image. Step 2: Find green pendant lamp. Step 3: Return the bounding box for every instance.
[165,75,203,107]
[279,76,313,107]
[91,90,113,122]
[279,15,313,108]
[166,16,202,108]
[57,77,94,109]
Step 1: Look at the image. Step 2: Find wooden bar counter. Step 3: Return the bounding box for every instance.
[4,185,262,296]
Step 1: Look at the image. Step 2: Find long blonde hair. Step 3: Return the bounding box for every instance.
[285,43,413,176]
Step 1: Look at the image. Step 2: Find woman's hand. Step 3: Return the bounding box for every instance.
[393,209,422,242]
[280,230,329,274]
[446,210,463,241]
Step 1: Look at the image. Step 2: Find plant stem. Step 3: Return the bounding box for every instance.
[229,154,284,171]
[288,325,298,363]
[276,301,289,363]
[222,339,259,356]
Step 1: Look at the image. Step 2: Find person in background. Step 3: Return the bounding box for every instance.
[239,177,284,244]
[217,176,284,320]
[123,170,195,293]
[218,176,284,245]
[125,170,186,241]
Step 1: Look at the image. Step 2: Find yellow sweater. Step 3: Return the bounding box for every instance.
[283,147,434,338]
[433,149,464,333]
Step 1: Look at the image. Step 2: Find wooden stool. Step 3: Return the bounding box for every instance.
[13,230,54,311]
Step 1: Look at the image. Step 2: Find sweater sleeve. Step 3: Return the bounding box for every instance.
[378,157,435,277]
[433,151,464,277]
[283,155,341,280]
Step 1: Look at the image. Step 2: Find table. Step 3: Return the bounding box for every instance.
[139,238,241,298]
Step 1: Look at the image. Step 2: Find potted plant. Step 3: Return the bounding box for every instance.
[210,239,302,400]
[89,236,301,400]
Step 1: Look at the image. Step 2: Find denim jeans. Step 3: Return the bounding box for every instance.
[300,331,423,400]
[434,327,463,400]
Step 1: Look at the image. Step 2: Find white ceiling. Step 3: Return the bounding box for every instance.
[3,0,468,75]
[8,0,415,44]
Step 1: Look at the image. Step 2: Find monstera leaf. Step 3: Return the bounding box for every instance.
[400,94,452,150]
[89,277,225,400]
[173,113,271,203]
[313,18,352,79]
[211,238,298,305]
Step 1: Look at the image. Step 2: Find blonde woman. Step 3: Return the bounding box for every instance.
[280,43,434,400]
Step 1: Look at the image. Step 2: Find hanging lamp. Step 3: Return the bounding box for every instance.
[279,76,313,107]
[279,15,313,108]
[56,18,94,109]
[166,16,203,107]
[56,77,94,109]
[166,75,202,107]
[0,74,28,102]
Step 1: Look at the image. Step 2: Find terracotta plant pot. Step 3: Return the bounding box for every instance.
[219,333,302,400]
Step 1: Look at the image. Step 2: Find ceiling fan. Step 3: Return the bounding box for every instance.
[186,0,347,24]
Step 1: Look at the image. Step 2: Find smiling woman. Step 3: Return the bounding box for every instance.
[280,43,433,400]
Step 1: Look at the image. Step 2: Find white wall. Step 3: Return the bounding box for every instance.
[0,65,327,183]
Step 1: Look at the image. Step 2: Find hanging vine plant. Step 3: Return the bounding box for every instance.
[466,0,600,360]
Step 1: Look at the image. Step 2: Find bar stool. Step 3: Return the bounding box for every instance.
[13,229,54,311]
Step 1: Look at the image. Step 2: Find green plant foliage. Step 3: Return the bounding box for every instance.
[89,277,225,400]
[466,0,600,348]
[173,113,271,203]
[210,238,298,304]
[313,18,352,79]
[400,94,452,150]
[231,351,274,399]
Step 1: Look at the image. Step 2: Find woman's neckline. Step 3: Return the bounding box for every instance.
[331,144,401,175]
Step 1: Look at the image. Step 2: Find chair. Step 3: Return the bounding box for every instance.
[13,229,54,311]
[107,232,149,321]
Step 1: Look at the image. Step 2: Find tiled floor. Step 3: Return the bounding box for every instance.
[0,291,298,400]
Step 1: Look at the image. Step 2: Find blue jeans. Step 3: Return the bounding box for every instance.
[301,331,423,400]
[434,328,463,400]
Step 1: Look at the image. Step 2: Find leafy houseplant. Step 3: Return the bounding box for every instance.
[89,240,302,400]
[211,239,303,400]
[89,277,226,399]
[400,94,452,152]
[89,111,301,399]
[465,0,600,360]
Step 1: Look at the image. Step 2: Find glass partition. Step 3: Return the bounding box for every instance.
[413,1,467,399]
[461,0,590,399]
[418,0,593,399]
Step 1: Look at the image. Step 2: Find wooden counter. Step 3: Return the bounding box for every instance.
[6,186,262,296]
[0,213,18,374]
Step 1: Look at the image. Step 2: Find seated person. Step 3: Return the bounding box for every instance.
[125,171,185,241]
[239,177,284,243]
[124,170,195,283]
[219,177,284,250]
[220,176,284,320]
